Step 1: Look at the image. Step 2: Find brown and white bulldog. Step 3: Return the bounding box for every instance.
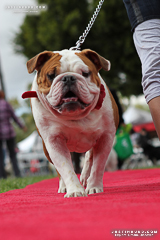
[22,49,119,198]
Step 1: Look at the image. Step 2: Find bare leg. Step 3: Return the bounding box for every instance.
[148,96,160,140]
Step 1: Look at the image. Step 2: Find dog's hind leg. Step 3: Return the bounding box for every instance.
[80,149,93,188]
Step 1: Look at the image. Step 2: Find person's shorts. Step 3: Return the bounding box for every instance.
[133,19,160,103]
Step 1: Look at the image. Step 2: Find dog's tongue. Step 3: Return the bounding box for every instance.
[62,97,78,103]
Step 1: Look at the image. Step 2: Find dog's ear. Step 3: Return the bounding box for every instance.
[81,49,111,71]
[27,51,54,73]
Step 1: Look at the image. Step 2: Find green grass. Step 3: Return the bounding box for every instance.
[1,165,159,194]
[0,175,55,193]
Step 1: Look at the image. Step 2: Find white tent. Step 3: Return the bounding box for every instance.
[18,131,42,153]
[123,106,153,125]
[17,131,53,176]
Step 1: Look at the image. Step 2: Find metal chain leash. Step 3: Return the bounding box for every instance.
[70,0,104,51]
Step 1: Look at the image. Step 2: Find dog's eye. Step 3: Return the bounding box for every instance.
[82,71,91,78]
[47,71,56,82]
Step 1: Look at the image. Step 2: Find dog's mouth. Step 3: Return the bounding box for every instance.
[54,90,90,112]
[62,91,78,103]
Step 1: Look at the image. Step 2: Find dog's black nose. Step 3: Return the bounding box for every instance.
[61,75,76,85]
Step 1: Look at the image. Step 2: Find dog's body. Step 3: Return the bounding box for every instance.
[24,49,119,197]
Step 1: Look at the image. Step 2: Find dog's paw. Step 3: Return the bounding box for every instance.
[58,177,67,193]
[64,185,87,198]
[64,190,87,198]
[85,187,103,195]
[58,187,67,193]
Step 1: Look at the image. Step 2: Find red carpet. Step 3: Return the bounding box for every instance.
[0,169,160,240]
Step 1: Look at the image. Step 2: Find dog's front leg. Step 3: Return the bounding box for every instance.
[58,175,67,193]
[45,135,87,198]
[85,132,114,194]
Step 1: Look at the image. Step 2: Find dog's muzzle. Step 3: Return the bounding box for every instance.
[53,75,90,112]
[61,75,76,86]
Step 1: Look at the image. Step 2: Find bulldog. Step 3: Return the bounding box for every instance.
[22,49,119,198]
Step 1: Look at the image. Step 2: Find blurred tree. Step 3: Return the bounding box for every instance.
[0,55,6,97]
[85,0,142,97]
[13,113,36,143]
[24,83,32,108]
[14,0,142,97]
[14,0,89,58]
[8,93,36,142]
[134,104,150,112]
[13,83,36,142]
[9,98,21,109]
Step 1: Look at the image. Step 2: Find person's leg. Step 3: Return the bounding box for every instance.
[133,19,160,139]
[148,97,160,139]
[6,138,21,177]
[0,140,7,178]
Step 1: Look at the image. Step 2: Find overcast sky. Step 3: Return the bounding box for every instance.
[0,0,39,103]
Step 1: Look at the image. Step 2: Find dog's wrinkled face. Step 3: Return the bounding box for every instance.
[27,49,110,118]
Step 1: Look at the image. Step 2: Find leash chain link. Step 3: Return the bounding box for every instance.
[70,0,104,51]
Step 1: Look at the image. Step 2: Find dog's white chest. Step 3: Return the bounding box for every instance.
[65,128,101,153]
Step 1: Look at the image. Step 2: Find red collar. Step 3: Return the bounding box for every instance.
[22,84,105,110]
[95,84,106,110]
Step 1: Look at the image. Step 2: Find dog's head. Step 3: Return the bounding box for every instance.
[27,49,110,119]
